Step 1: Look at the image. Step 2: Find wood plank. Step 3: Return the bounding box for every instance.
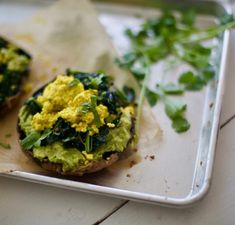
[0,177,124,225]
[100,118,235,225]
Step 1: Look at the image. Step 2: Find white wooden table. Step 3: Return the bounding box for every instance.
[1,8,235,225]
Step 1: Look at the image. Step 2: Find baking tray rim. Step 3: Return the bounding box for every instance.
[0,0,232,207]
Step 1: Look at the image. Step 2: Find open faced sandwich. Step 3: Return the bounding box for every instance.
[0,37,31,115]
[17,70,136,176]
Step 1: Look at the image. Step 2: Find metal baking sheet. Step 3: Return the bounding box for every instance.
[0,0,231,207]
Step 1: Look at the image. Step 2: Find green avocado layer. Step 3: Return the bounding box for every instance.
[19,106,133,172]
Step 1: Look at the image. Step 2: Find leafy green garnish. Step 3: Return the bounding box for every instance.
[89,74,105,89]
[115,86,136,107]
[181,9,196,26]
[174,43,212,69]
[161,83,184,95]
[116,9,235,133]
[164,98,190,132]
[77,95,101,127]
[220,13,234,25]
[178,71,204,91]
[90,95,101,127]
[66,70,111,92]
[21,129,52,150]
[68,78,80,87]
[78,102,91,114]
[201,65,215,82]
[145,88,159,106]
[165,98,187,119]
[172,117,190,133]
[36,129,52,146]
[21,131,41,150]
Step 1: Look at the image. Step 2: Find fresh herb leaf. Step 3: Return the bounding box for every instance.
[181,9,196,26]
[90,95,101,127]
[178,71,205,90]
[125,28,147,46]
[145,88,159,106]
[21,129,52,150]
[174,43,211,69]
[164,98,189,133]
[77,95,101,127]
[220,13,234,25]
[89,74,104,89]
[66,70,110,92]
[130,60,148,81]
[115,52,137,69]
[161,83,184,95]
[165,98,187,119]
[68,79,80,87]
[34,129,52,147]
[140,38,168,62]
[172,117,190,133]
[178,71,195,83]
[115,86,136,106]
[200,64,215,82]
[21,131,41,150]
[78,102,91,114]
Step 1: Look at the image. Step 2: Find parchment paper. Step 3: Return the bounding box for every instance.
[0,0,161,174]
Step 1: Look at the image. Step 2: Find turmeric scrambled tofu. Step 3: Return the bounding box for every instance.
[32,75,109,135]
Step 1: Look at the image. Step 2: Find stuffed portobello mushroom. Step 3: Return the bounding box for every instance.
[0,37,31,115]
[18,70,136,176]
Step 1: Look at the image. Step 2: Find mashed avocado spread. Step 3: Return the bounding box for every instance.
[19,71,135,172]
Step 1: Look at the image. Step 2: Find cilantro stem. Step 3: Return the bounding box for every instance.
[181,20,235,44]
[85,135,91,153]
[90,95,101,128]
[136,57,151,139]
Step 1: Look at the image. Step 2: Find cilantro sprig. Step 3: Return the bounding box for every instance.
[165,98,190,133]
[21,129,52,150]
[117,10,235,133]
